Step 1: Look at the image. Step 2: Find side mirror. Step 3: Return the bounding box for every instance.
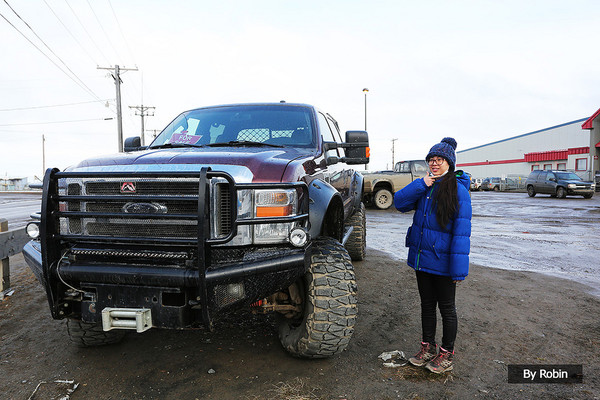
[124,136,145,152]
[342,130,369,165]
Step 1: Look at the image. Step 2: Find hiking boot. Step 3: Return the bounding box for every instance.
[408,342,437,367]
[425,347,454,374]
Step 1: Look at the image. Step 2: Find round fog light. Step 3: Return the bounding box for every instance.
[26,222,40,239]
[289,228,308,247]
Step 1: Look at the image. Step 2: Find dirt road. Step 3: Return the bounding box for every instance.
[2,244,599,399]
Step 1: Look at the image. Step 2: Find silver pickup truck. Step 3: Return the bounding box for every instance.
[362,160,429,209]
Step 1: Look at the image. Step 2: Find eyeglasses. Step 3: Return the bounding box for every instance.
[428,158,446,165]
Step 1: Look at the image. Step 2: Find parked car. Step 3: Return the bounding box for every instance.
[470,178,483,191]
[526,170,595,198]
[481,177,502,191]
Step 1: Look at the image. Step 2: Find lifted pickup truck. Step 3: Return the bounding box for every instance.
[23,103,369,358]
[362,160,428,209]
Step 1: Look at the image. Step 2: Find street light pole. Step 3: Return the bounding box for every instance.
[362,88,369,131]
[362,88,369,170]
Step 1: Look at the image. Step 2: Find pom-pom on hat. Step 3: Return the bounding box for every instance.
[426,137,457,169]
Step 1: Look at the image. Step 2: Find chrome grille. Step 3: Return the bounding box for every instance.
[59,177,232,241]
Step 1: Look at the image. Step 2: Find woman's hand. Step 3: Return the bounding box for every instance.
[423,175,436,187]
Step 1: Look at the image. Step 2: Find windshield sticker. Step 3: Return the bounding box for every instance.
[169,132,203,145]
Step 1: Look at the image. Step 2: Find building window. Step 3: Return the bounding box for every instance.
[531,165,540,171]
[576,158,587,171]
[557,163,566,170]
[543,164,552,170]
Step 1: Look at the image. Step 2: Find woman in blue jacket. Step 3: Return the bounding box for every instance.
[394,137,472,374]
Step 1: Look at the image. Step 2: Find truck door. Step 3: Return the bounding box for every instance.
[318,113,351,217]
[393,162,414,190]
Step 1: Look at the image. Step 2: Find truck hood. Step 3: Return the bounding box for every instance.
[67,147,313,183]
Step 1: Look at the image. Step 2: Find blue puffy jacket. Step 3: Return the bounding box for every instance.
[393,171,472,281]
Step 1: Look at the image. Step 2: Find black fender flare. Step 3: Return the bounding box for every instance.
[307,179,344,241]
[351,172,364,211]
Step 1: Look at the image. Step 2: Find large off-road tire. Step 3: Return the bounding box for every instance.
[67,319,126,347]
[345,202,366,261]
[278,237,357,358]
[374,189,393,210]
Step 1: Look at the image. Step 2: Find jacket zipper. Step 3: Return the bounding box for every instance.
[415,185,435,270]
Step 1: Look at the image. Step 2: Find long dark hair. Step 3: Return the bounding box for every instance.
[433,167,458,229]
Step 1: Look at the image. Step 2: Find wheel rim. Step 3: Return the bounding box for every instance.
[376,191,392,208]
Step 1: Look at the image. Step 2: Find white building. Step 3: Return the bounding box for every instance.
[456,109,600,181]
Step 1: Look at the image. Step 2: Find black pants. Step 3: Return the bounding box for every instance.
[415,270,457,352]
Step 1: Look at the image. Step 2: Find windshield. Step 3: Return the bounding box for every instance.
[150,105,315,148]
[556,172,582,181]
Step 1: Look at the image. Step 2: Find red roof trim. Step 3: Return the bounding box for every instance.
[457,158,525,167]
[457,147,591,167]
[582,107,600,130]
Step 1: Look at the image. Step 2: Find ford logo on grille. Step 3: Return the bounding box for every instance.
[122,202,168,214]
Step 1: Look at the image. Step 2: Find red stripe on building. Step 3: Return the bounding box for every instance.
[458,146,590,167]
[568,146,589,154]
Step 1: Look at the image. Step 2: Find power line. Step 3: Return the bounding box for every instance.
[42,0,98,66]
[64,0,110,65]
[0,117,114,127]
[87,0,124,64]
[0,99,112,112]
[1,1,104,102]
[107,0,136,65]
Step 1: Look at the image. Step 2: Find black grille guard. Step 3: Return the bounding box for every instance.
[39,167,309,325]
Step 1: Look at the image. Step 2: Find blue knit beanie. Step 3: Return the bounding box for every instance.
[426,137,457,169]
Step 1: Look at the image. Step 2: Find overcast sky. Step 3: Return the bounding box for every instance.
[1,0,599,180]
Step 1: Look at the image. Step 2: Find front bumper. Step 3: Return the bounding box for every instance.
[23,239,308,328]
[567,188,594,195]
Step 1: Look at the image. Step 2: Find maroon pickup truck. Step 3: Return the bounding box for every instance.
[23,103,369,358]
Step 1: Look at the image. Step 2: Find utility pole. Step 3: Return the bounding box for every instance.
[146,129,161,141]
[97,65,138,152]
[129,105,155,146]
[391,138,397,169]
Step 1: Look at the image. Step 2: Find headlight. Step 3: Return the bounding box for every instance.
[254,189,298,244]
[26,222,40,239]
[221,189,253,246]
[255,189,297,218]
[215,188,301,246]
[568,184,576,189]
